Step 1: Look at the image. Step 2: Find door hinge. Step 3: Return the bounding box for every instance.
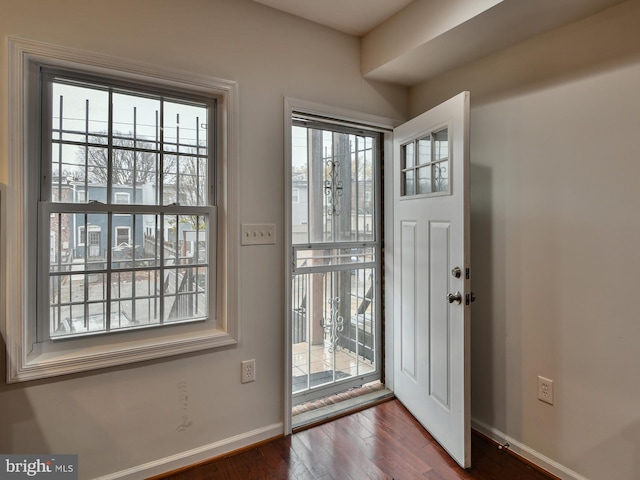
[465,292,476,305]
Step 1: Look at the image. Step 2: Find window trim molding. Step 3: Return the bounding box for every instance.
[6,37,239,383]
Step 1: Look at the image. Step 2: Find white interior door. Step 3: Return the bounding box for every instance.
[392,91,471,468]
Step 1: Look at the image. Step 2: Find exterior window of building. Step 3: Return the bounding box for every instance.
[113,192,130,204]
[78,226,86,246]
[6,38,239,382]
[114,226,131,246]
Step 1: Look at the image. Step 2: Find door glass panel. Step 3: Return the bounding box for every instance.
[417,137,431,165]
[417,166,432,194]
[291,118,381,406]
[404,170,414,196]
[434,128,448,160]
[292,127,376,244]
[401,127,450,197]
[403,142,414,168]
[434,161,449,192]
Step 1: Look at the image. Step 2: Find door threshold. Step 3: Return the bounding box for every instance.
[292,382,394,432]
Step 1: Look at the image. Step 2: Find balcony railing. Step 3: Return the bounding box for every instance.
[291,266,377,401]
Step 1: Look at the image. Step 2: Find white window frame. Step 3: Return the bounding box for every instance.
[6,37,239,383]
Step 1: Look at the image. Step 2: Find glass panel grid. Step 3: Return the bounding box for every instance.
[291,126,377,245]
[50,79,209,208]
[291,267,377,395]
[47,211,209,338]
[45,74,213,340]
[401,127,449,197]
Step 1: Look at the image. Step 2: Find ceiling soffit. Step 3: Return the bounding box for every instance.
[362,0,627,86]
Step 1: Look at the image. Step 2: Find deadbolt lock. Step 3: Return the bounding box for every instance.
[451,267,461,278]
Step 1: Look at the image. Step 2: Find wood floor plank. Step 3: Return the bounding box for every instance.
[289,433,336,479]
[157,399,555,480]
[316,417,395,480]
[301,421,385,480]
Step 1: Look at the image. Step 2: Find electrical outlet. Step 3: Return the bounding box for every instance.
[241,359,256,384]
[537,376,554,405]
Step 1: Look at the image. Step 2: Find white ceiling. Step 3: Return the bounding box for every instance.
[251,0,627,86]
[251,0,414,36]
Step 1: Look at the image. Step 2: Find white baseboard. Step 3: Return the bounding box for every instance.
[472,418,590,480]
[94,422,283,480]
[94,418,590,480]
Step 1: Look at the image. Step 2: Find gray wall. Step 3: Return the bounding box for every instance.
[411,2,640,479]
[0,0,406,478]
[2,0,640,479]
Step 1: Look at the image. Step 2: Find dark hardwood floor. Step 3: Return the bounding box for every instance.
[157,399,555,480]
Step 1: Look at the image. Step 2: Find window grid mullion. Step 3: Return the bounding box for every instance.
[431,132,436,192]
[133,107,138,204]
[196,115,201,205]
[155,214,161,322]
[173,215,179,322]
[106,212,113,332]
[55,94,64,201]
[131,216,137,323]
[159,98,165,207]
[83,99,89,202]
[55,213,62,335]
[158,98,166,325]
[107,88,114,205]
[355,135,359,243]
[83,213,90,331]
[176,113,181,204]
[159,212,165,325]
[104,88,115,332]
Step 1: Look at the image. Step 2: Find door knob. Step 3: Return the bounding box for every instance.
[447,291,462,304]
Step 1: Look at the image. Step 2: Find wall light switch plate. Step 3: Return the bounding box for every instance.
[241,224,276,245]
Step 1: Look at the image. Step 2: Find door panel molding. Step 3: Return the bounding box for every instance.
[400,220,417,380]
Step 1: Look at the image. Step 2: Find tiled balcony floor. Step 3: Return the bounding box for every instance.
[292,341,375,386]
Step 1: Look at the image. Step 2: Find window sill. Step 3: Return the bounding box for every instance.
[9,326,237,383]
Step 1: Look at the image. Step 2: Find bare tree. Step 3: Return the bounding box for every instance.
[78,133,175,186]
[75,134,208,229]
